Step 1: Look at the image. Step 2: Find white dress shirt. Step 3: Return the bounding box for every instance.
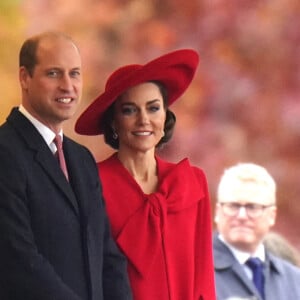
[218,234,266,280]
[19,105,63,154]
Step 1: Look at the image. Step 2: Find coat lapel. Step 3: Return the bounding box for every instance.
[231,261,259,297]
[63,137,96,225]
[35,148,80,215]
[7,108,80,215]
[214,234,262,299]
[63,137,88,220]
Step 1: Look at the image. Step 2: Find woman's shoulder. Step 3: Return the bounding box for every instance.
[97,152,118,167]
[157,156,207,180]
[157,156,203,170]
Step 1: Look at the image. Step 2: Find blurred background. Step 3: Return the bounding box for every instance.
[1,0,300,250]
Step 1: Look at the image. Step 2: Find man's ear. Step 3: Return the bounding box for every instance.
[214,203,221,224]
[268,206,277,227]
[19,66,30,90]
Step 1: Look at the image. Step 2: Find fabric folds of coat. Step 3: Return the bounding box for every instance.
[0,108,132,300]
[98,153,216,300]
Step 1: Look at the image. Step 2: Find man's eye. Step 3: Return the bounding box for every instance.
[70,70,81,77]
[47,70,59,77]
[234,205,242,210]
[246,204,260,210]
[227,203,240,210]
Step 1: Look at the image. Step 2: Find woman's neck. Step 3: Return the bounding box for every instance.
[117,150,158,194]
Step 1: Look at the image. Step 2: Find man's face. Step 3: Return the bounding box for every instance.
[20,35,82,132]
[215,182,277,253]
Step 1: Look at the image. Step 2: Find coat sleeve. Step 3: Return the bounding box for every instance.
[80,148,132,300]
[101,198,133,300]
[0,146,82,300]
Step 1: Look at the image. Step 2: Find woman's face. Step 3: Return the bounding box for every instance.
[113,82,166,154]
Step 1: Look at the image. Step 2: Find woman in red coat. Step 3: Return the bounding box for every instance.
[75,49,216,300]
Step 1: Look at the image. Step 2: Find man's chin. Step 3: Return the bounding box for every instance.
[230,235,255,250]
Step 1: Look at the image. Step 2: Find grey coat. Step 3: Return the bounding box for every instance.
[214,234,300,300]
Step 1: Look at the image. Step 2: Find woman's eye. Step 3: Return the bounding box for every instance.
[121,106,136,115]
[149,105,160,112]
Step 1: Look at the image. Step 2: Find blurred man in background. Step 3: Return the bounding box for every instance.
[213,163,300,300]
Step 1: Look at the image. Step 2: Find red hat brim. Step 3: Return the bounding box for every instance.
[75,49,199,135]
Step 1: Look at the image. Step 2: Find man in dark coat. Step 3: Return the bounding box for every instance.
[213,163,300,300]
[0,31,132,300]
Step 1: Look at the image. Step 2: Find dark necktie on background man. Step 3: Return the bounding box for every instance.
[54,134,69,180]
[246,257,265,299]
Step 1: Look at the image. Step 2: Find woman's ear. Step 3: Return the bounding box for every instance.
[111,122,118,140]
[111,120,116,131]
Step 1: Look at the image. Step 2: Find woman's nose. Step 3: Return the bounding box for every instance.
[138,110,150,124]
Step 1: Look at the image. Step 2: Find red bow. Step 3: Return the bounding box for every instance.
[116,159,205,277]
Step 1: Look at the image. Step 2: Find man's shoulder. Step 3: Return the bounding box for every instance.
[268,251,300,277]
[64,136,97,165]
[0,118,25,153]
[213,234,237,270]
[0,111,17,141]
[64,136,90,153]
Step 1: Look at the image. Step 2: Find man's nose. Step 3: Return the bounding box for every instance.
[59,75,73,91]
[236,206,248,218]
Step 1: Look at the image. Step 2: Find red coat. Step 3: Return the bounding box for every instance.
[98,153,216,300]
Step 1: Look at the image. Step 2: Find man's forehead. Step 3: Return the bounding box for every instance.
[219,182,275,205]
[37,36,77,53]
[35,37,81,67]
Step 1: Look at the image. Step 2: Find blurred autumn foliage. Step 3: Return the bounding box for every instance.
[1,0,300,250]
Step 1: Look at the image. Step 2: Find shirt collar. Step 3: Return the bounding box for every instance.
[19,105,63,151]
[218,234,266,264]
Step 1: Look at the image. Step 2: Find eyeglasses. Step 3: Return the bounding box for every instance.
[219,202,274,219]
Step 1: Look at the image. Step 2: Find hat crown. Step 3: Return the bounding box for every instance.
[75,49,199,136]
[105,64,142,91]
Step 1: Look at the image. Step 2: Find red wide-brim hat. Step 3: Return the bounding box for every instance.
[75,49,199,135]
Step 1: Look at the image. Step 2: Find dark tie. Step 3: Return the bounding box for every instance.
[54,135,69,180]
[246,257,265,299]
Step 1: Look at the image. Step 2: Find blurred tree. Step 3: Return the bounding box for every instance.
[0,0,25,122]
[1,0,300,250]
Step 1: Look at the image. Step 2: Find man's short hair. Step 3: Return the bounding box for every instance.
[19,31,76,76]
[217,163,276,205]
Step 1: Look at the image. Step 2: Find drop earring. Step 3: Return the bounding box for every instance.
[112,129,118,140]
